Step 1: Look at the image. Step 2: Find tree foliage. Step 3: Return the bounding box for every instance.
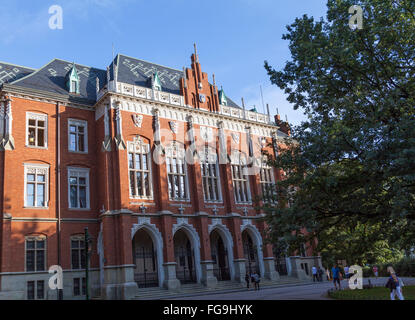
[263,0,415,263]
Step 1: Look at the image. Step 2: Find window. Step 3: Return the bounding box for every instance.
[68,119,88,153]
[25,236,46,272]
[26,113,47,148]
[200,147,222,202]
[68,168,90,209]
[27,280,45,300]
[231,151,251,203]
[73,277,86,296]
[71,236,86,269]
[24,164,49,208]
[127,137,152,198]
[71,80,77,93]
[166,143,189,201]
[260,159,276,204]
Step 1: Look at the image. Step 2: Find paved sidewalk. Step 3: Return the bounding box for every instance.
[170,277,415,300]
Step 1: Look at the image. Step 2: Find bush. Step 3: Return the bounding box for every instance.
[365,258,415,278]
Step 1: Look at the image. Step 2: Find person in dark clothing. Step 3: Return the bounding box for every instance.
[318,267,324,282]
[245,273,250,289]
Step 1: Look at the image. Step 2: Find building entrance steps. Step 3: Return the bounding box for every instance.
[130,276,308,300]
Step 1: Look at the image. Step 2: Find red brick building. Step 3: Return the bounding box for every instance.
[0,48,321,300]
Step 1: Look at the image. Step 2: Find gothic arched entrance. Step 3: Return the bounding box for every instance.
[242,230,260,276]
[210,230,230,281]
[174,229,197,284]
[132,229,159,288]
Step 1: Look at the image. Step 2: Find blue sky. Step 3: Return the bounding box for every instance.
[0,0,328,125]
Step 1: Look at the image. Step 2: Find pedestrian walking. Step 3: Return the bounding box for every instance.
[332,264,341,290]
[312,266,318,282]
[252,271,261,290]
[326,267,331,281]
[318,267,324,282]
[373,266,378,278]
[344,265,349,279]
[245,273,250,289]
[385,272,405,300]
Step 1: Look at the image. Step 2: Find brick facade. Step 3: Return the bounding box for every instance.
[0,50,320,300]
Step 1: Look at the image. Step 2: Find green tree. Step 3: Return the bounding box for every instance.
[263,0,415,262]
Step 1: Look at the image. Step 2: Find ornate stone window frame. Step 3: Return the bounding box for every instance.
[25,112,48,149]
[23,163,49,208]
[127,136,153,200]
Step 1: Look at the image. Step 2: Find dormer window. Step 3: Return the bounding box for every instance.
[71,80,77,93]
[66,63,80,94]
[152,72,162,91]
[219,87,228,106]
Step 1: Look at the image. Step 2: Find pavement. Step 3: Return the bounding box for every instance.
[170,277,415,300]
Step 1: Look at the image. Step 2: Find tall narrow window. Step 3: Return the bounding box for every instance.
[26,113,47,148]
[71,236,86,269]
[231,151,251,203]
[25,236,46,272]
[200,147,222,202]
[68,168,90,209]
[24,165,49,208]
[27,280,45,300]
[128,137,152,198]
[166,143,189,201]
[68,119,88,153]
[260,159,276,204]
[73,277,86,296]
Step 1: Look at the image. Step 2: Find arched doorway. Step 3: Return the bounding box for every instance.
[132,229,159,288]
[174,229,197,284]
[242,230,260,276]
[210,230,231,281]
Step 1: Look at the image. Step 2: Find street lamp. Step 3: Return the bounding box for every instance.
[84,227,92,300]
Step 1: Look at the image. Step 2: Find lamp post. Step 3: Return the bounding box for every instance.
[84,227,92,300]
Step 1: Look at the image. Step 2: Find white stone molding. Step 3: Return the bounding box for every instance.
[131,216,165,287]
[0,101,4,139]
[104,95,275,138]
[3,98,14,150]
[240,221,265,277]
[132,114,143,128]
[113,100,126,150]
[172,218,202,283]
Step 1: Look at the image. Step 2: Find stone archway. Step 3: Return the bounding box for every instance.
[131,219,164,288]
[172,220,202,284]
[241,224,265,277]
[209,224,235,281]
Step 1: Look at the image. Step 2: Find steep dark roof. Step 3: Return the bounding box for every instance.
[12,59,107,104]
[112,54,183,95]
[0,62,34,85]
[4,54,242,108]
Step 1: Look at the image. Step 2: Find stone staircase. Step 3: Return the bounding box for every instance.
[131,276,308,300]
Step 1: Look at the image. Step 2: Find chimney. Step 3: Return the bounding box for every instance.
[274,114,291,136]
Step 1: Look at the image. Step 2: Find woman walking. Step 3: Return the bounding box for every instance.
[385,268,405,300]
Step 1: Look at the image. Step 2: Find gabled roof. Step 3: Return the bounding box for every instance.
[0,62,35,85]
[12,59,107,104]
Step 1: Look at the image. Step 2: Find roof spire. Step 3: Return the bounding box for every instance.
[194,43,199,63]
[212,73,216,88]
